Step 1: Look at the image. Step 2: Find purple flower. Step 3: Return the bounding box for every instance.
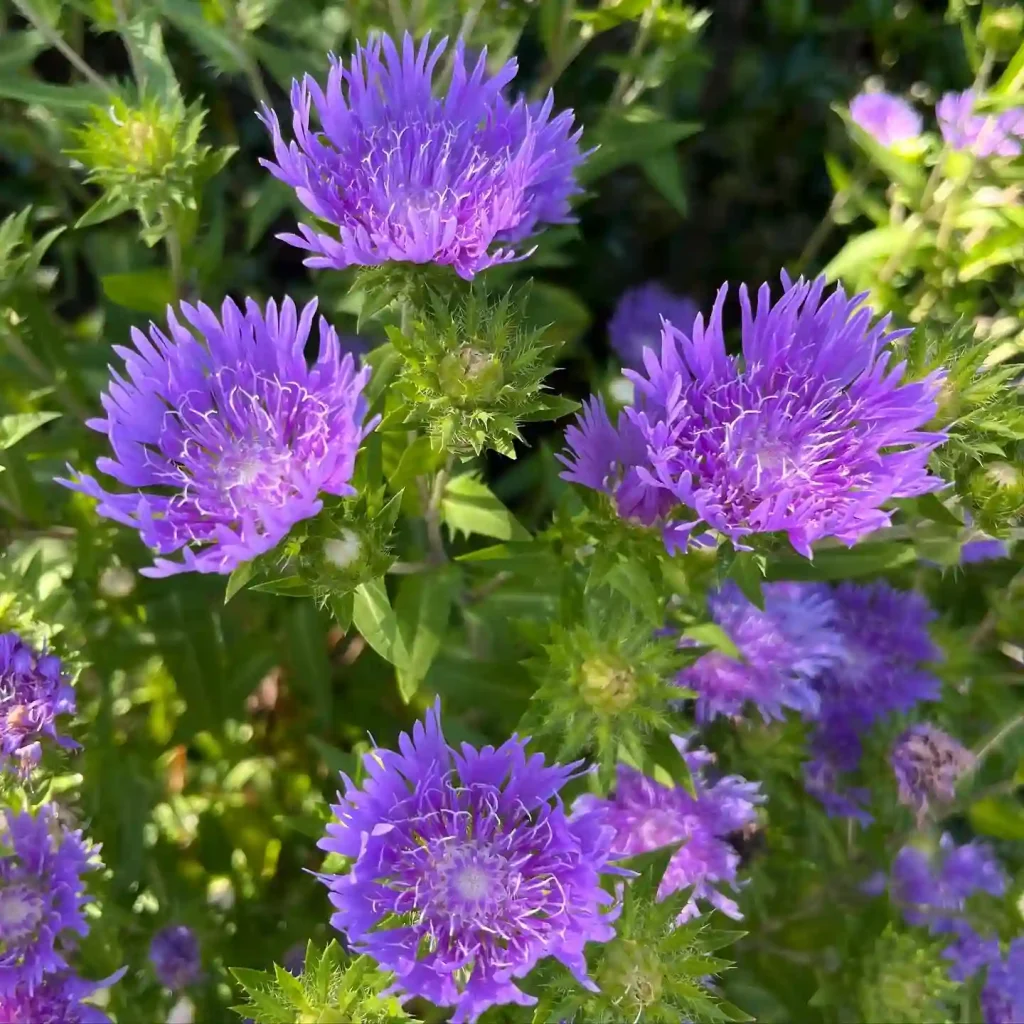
[0,633,76,773]
[982,938,1024,1024]
[960,537,1009,563]
[149,925,201,990]
[575,736,763,922]
[849,91,922,146]
[317,702,623,1023]
[939,918,1000,982]
[891,724,973,820]
[259,33,584,279]
[937,90,1024,157]
[559,275,947,557]
[608,283,699,369]
[0,969,125,1024]
[0,806,98,995]
[890,834,1006,928]
[60,297,375,578]
[679,582,841,723]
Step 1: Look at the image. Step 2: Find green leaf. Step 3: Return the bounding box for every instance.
[390,435,444,491]
[75,193,133,230]
[352,578,409,667]
[286,602,333,727]
[224,561,254,604]
[641,147,688,216]
[517,394,582,423]
[727,551,766,609]
[0,31,45,74]
[958,227,1024,281]
[0,411,59,450]
[328,591,354,632]
[248,575,313,596]
[682,622,741,659]
[101,269,175,315]
[0,77,108,112]
[441,474,531,542]
[911,492,964,527]
[824,225,922,283]
[590,559,662,626]
[394,570,458,702]
[580,106,700,184]
[766,541,916,582]
[969,795,1024,840]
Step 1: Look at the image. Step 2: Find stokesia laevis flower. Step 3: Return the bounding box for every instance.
[259,33,584,279]
[849,91,923,146]
[891,723,973,821]
[0,969,125,1024]
[559,274,947,557]
[679,581,842,723]
[608,283,699,369]
[317,702,624,1023]
[936,89,1024,157]
[59,297,375,578]
[0,633,75,773]
[0,806,98,995]
[806,581,941,820]
[149,925,201,990]
[982,938,1024,1024]
[575,736,763,922]
[887,835,1007,985]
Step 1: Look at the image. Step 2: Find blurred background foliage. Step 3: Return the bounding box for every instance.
[0,0,1022,1021]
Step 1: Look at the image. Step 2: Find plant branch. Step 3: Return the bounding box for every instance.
[13,0,109,93]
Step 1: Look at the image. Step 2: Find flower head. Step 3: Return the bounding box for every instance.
[936,90,1024,157]
[0,634,76,773]
[891,724,973,820]
[679,581,841,722]
[960,536,1009,563]
[318,703,622,1023]
[982,938,1024,1024]
[607,283,699,369]
[560,275,946,557]
[60,297,375,578]
[0,806,98,995]
[849,91,922,146]
[149,925,201,990]
[0,969,124,1024]
[259,33,584,279]
[576,736,763,922]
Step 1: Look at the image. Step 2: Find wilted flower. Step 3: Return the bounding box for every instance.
[679,581,841,722]
[149,925,201,990]
[982,938,1024,1024]
[849,91,922,146]
[318,702,623,1023]
[0,806,98,995]
[0,969,125,1024]
[936,90,1024,157]
[60,297,375,578]
[607,283,699,368]
[260,33,584,279]
[560,275,946,557]
[891,723,973,820]
[576,736,763,922]
[0,633,76,772]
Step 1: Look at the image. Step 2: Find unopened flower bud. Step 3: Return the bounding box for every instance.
[579,655,637,713]
[980,4,1024,54]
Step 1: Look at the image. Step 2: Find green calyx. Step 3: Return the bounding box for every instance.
[597,939,665,1014]
[387,284,573,459]
[579,654,639,714]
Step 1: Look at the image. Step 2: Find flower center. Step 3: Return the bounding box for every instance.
[426,842,509,925]
[0,883,45,943]
[453,864,491,902]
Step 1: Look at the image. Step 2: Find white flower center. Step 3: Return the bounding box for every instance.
[0,885,44,940]
[323,530,362,570]
[453,863,492,902]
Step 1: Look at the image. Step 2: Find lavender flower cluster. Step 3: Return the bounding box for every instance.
[851,88,1024,157]
[678,580,969,823]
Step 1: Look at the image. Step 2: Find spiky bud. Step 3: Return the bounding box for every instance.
[68,97,234,245]
[521,588,684,788]
[388,285,575,459]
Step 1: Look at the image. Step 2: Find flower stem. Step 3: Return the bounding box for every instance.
[13,0,110,93]
[166,226,183,301]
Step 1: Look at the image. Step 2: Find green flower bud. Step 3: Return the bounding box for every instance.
[579,654,638,714]
[980,3,1024,54]
[596,940,664,1015]
[857,929,958,1024]
[970,460,1024,524]
[68,97,234,245]
[521,587,683,789]
[388,284,572,459]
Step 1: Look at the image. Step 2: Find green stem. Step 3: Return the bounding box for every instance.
[110,0,146,92]
[610,0,658,108]
[13,0,109,92]
[166,226,183,301]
